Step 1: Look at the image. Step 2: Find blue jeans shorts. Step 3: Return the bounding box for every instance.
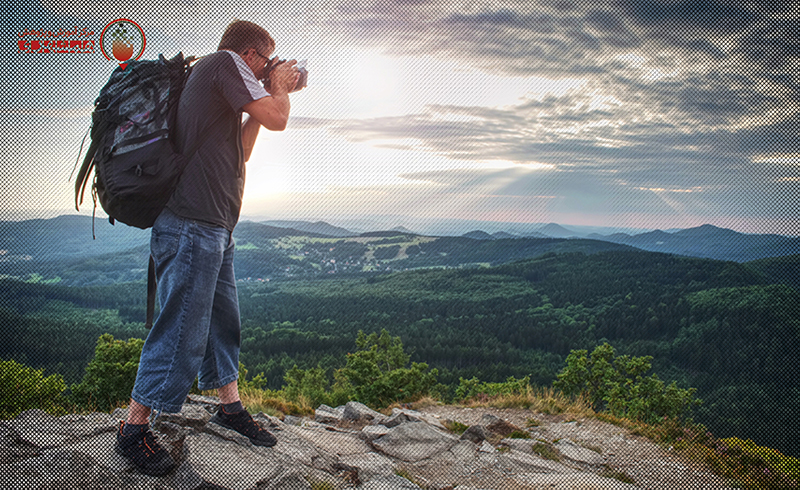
[131,208,241,414]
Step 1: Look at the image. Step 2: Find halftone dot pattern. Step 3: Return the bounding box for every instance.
[2,1,799,488]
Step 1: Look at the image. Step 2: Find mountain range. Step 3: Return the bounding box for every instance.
[1,216,797,287]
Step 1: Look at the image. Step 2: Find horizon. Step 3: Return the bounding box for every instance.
[2,210,797,239]
[3,2,797,237]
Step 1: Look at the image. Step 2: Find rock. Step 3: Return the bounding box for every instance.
[283,415,302,426]
[478,441,495,453]
[315,404,345,425]
[479,414,520,438]
[185,394,222,407]
[343,401,385,423]
[338,451,396,481]
[361,424,391,442]
[0,422,39,464]
[155,404,212,430]
[184,432,287,489]
[459,425,488,444]
[383,408,446,430]
[361,474,424,489]
[0,449,129,490]
[554,438,605,465]
[371,422,459,463]
[6,410,117,448]
[513,472,639,489]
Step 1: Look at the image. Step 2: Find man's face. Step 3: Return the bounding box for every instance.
[243,47,273,80]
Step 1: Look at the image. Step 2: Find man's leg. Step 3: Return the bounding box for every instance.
[201,237,277,447]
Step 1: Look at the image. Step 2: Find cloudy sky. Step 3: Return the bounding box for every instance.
[3,0,797,235]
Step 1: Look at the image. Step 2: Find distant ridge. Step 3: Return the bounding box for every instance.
[462,230,494,240]
[260,220,354,237]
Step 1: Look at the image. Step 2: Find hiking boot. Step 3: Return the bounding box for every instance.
[209,408,277,447]
[115,421,177,476]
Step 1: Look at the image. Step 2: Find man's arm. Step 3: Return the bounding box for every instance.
[241,91,291,132]
[241,60,297,131]
[241,114,261,162]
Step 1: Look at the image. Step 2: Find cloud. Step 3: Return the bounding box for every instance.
[312,0,797,131]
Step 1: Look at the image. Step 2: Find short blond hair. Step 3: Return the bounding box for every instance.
[217,19,275,56]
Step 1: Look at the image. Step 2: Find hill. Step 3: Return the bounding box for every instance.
[592,224,800,262]
[3,248,798,457]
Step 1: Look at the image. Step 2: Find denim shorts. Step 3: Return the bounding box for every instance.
[131,208,241,413]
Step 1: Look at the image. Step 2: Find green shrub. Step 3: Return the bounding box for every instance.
[70,334,143,411]
[444,420,469,434]
[553,343,700,424]
[455,375,531,401]
[337,329,438,408]
[0,358,66,419]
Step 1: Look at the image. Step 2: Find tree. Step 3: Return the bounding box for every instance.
[337,329,439,408]
[0,358,66,419]
[70,334,143,411]
[554,343,700,424]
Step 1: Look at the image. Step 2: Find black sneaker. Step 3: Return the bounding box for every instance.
[209,408,277,447]
[115,421,177,476]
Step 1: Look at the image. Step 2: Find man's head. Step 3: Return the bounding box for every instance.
[218,19,275,79]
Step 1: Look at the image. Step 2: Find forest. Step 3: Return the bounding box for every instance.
[1,249,798,458]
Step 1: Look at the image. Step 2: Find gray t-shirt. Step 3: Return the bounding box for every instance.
[167,50,268,231]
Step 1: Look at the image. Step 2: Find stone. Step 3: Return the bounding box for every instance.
[0,422,39,464]
[338,451,396,481]
[459,425,488,444]
[383,408,446,430]
[155,404,212,429]
[6,410,117,448]
[371,422,459,463]
[343,401,385,423]
[479,414,520,438]
[361,474,424,489]
[283,415,302,426]
[554,438,605,465]
[185,394,222,407]
[184,432,287,489]
[361,424,390,442]
[315,404,345,425]
[478,441,495,453]
[0,449,129,490]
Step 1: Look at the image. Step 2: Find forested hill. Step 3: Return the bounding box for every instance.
[2,249,798,457]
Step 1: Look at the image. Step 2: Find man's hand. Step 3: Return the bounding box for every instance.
[242,59,299,131]
[264,58,300,95]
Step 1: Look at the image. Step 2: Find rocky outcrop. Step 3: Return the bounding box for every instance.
[1,396,674,489]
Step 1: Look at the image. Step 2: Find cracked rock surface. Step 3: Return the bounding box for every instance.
[1,397,734,489]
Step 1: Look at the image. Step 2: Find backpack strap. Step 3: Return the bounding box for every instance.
[146,255,157,329]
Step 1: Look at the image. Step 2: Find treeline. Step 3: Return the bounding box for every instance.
[1,250,798,457]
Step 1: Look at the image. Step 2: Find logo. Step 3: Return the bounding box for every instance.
[99,19,146,70]
[17,27,95,54]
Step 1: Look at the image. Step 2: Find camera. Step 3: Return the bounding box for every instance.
[263,59,308,93]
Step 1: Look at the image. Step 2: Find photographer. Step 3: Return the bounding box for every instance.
[115,20,301,476]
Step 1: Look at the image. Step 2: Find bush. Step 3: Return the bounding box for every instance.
[70,334,143,411]
[337,329,438,408]
[0,358,66,419]
[554,343,700,424]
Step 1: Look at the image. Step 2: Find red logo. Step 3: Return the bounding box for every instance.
[99,19,146,70]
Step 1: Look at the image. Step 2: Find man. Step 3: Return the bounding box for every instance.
[115,20,300,476]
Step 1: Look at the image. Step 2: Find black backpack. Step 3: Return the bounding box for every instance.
[73,52,200,328]
[74,52,198,230]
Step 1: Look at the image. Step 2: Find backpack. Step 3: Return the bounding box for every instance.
[73,52,200,329]
[74,52,198,230]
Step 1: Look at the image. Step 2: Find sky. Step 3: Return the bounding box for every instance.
[2,0,798,236]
